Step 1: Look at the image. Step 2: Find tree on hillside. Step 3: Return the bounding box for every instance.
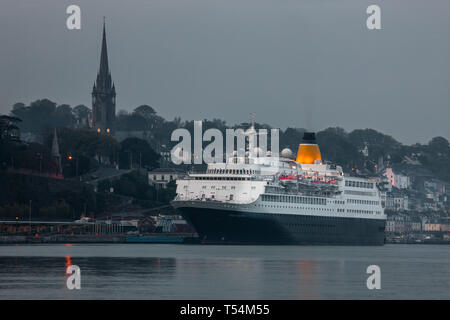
[0,115,21,141]
[428,137,450,156]
[348,129,400,150]
[13,142,57,173]
[0,115,24,169]
[73,105,91,128]
[119,137,160,170]
[10,99,76,133]
[115,110,147,131]
[55,104,76,127]
[134,105,156,120]
[111,171,157,200]
[43,127,120,176]
[116,106,180,152]
[317,128,363,170]
[416,137,450,180]
[348,129,401,167]
[280,127,305,153]
[321,127,347,138]
[133,105,166,144]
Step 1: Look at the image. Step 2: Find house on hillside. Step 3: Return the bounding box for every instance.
[148,168,186,189]
[383,167,411,189]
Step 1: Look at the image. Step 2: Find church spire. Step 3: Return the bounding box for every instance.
[92,18,116,135]
[99,18,109,77]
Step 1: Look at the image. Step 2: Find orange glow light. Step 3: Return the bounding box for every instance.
[65,256,72,275]
[296,144,322,164]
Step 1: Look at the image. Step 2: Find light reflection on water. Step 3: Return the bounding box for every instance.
[0,244,448,299]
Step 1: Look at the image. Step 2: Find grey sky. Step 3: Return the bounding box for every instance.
[1,0,449,144]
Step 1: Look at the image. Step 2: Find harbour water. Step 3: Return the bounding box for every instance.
[0,244,448,299]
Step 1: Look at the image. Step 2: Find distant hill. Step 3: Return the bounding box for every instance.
[5,98,450,182]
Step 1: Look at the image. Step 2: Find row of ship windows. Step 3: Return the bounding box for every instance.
[207,169,256,175]
[259,204,381,215]
[269,213,336,220]
[347,209,381,215]
[261,195,327,205]
[259,205,334,211]
[344,190,377,197]
[185,185,251,190]
[183,186,241,190]
[345,180,374,189]
[197,186,259,190]
[347,199,380,205]
[194,177,251,181]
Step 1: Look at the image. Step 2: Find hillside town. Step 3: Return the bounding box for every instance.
[1,22,449,244]
[361,148,450,243]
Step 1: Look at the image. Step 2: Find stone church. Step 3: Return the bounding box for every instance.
[92,20,116,134]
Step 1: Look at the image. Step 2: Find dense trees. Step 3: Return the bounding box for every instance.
[115,105,175,151]
[4,98,450,181]
[0,170,97,219]
[72,105,91,128]
[2,96,450,221]
[0,203,29,219]
[11,99,76,133]
[428,137,450,156]
[38,200,72,219]
[112,171,155,199]
[43,127,120,177]
[118,137,160,169]
[11,142,57,173]
[116,109,147,131]
[416,136,450,180]
[0,115,21,140]
[316,128,363,171]
[0,115,24,169]
[97,171,176,205]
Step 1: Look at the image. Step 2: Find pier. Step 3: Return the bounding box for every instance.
[0,219,198,244]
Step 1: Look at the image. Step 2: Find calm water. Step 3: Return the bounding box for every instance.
[0,244,448,299]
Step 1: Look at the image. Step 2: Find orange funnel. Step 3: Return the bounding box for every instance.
[296,132,322,164]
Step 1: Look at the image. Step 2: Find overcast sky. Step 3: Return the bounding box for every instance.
[1,0,449,144]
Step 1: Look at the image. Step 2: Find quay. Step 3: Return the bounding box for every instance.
[0,219,198,244]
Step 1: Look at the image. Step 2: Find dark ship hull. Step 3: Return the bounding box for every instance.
[174,204,386,245]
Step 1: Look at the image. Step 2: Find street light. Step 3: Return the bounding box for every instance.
[67,155,79,176]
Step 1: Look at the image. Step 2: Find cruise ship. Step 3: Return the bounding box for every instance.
[172,129,386,245]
